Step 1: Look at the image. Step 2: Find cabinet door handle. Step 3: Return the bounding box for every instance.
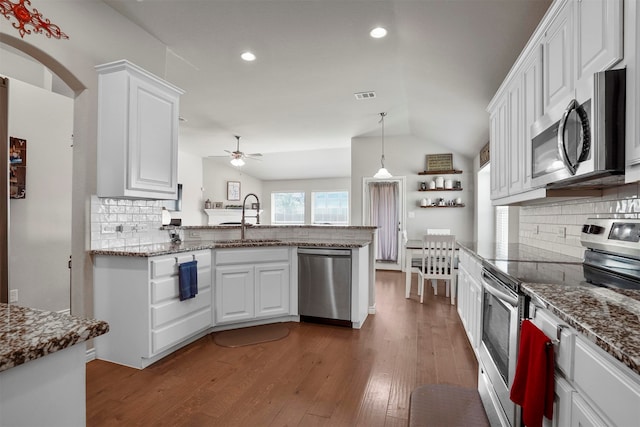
[629,158,640,167]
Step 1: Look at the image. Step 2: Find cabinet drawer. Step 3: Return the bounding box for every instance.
[215,248,289,265]
[151,268,211,304]
[151,288,211,328]
[530,308,574,379]
[573,337,640,427]
[151,309,211,354]
[151,251,211,279]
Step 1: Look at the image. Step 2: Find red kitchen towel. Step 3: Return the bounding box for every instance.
[510,320,555,427]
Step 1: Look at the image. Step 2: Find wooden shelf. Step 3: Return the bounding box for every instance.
[418,188,463,192]
[418,169,463,175]
[419,204,465,208]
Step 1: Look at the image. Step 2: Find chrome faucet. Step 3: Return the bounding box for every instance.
[241,193,260,240]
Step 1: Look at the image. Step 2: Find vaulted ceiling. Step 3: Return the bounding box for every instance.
[104,0,551,180]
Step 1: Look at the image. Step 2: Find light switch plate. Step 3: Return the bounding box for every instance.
[9,289,18,303]
[556,226,566,238]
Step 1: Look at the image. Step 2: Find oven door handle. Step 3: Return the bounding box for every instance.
[482,275,518,307]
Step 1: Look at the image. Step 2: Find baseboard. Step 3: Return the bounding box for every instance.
[57,308,71,316]
[86,347,96,363]
[368,303,376,314]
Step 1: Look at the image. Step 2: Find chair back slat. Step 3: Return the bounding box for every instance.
[421,235,456,279]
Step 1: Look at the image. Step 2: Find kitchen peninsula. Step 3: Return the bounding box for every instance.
[91,225,376,369]
[0,303,109,426]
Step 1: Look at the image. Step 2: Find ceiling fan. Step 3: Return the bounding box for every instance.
[211,135,262,167]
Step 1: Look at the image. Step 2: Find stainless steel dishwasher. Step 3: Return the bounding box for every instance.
[298,247,352,327]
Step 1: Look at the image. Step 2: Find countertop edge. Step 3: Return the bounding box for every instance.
[0,304,109,373]
[520,283,640,376]
[89,240,371,257]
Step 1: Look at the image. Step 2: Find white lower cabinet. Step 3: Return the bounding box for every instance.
[531,306,640,427]
[457,247,483,354]
[214,247,292,325]
[93,250,212,369]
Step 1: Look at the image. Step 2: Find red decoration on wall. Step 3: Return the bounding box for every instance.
[0,0,68,39]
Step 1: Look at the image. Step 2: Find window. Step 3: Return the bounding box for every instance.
[271,192,305,224]
[312,191,349,225]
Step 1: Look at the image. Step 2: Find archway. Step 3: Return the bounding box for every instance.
[1,33,86,315]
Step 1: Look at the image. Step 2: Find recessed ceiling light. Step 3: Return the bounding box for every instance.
[241,51,256,62]
[370,27,387,39]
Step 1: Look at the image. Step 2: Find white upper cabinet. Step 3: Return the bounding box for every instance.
[489,44,542,202]
[508,76,524,195]
[489,94,509,199]
[543,0,574,113]
[521,45,544,191]
[626,0,640,181]
[96,60,184,199]
[574,0,623,100]
[489,0,625,203]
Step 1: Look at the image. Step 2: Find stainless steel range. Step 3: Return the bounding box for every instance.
[478,218,640,427]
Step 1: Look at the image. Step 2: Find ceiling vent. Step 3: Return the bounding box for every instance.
[354,91,376,100]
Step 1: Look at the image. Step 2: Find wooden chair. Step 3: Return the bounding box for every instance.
[415,234,457,305]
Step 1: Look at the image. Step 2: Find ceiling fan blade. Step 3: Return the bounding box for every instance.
[246,153,263,157]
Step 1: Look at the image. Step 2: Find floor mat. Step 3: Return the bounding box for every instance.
[213,323,290,348]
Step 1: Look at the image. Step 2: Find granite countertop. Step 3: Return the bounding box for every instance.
[0,303,109,373]
[90,239,372,257]
[164,225,378,230]
[521,283,640,376]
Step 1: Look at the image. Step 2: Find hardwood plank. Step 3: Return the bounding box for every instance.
[86,270,480,427]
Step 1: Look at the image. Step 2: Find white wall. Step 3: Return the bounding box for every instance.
[202,158,263,209]
[174,150,205,226]
[261,177,351,225]
[7,78,73,312]
[351,134,475,243]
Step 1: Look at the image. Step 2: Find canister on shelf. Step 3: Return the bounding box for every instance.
[435,176,444,188]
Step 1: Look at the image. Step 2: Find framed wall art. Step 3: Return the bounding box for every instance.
[227,181,241,201]
[9,137,27,199]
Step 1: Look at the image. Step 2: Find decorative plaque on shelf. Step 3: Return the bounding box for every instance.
[479,142,490,168]
[426,153,453,171]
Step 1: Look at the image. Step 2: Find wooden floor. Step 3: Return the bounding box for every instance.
[86,271,479,426]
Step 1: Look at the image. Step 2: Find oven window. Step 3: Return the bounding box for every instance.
[482,291,513,384]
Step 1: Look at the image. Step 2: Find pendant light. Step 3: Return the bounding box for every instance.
[373,112,392,178]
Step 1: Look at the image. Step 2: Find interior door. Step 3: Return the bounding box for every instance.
[363,177,405,271]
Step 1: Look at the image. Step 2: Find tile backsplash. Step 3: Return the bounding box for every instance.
[90,196,170,249]
[519,182,640,258]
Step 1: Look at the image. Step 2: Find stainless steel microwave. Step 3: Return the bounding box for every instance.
[530,69,625,188]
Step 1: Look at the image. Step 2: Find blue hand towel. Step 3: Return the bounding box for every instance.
[178,260,198,301]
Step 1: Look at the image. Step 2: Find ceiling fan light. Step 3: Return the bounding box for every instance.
[241,51,256,61]
[230,157,245,167]
[370,27,388,39]
[374,167,392,179]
